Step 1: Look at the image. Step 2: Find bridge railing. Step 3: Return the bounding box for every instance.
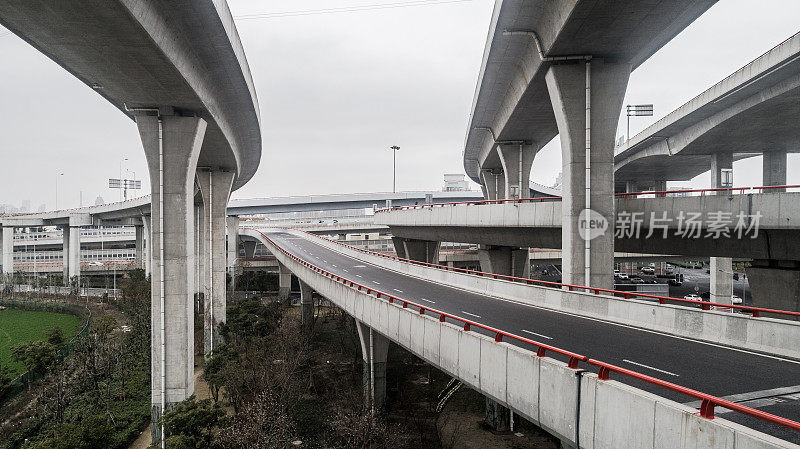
[300,230,800,320]
[374,184,800,213]
[259,229,800,436]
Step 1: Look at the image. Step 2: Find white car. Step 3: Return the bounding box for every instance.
[683,294,702,301]
[640,266,655,275]
[731,295,743,305]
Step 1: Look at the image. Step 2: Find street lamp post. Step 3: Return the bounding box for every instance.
[389,146,400,193]
[55,172,64,210]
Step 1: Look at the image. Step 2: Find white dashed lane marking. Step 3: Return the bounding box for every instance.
[521,329,552,340]
[623,359,679,377]
[461,311,481,319]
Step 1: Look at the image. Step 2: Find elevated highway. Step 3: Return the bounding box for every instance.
[0,1,262,443]
[246,229,800,447]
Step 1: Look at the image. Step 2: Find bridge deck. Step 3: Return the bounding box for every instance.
[267,230,800,444]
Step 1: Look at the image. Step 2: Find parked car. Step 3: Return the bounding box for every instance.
[640,266,655,275]
[683,293,702,301]
[731,295,743,305]
[629,276,645,284]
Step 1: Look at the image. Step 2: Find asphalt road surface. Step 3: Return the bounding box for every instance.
[266,231,800,443]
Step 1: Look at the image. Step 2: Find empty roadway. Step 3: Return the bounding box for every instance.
[265,230,800,443]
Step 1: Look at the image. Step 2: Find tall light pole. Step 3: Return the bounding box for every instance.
[389,145,400,193]
[119,157,128,201]
[55,172,64,210]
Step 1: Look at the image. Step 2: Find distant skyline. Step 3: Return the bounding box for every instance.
[1,0,799,210]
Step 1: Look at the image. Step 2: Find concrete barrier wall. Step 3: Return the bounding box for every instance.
[304,231,800,361]
[257,232,798,449]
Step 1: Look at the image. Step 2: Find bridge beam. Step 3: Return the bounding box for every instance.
[763,150,787,192]
[355,320,389,410]
[300,279,314,330]
[198,170,235,356]
[392,237,440,264]
[545,59,631,290]
[278,261,292,301]
[136,113,206,445]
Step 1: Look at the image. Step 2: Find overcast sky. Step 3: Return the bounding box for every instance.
[1,0,799,210]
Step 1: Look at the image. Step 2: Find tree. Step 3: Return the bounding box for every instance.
[161,396,227,449]
[11,340,57,389]
[47,326,66,350]
[0,363,15,397]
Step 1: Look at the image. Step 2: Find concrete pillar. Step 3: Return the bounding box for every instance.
[763,150,787,192]
[299,279,314,330]
[485,397,510,432]
[392,237,440,264]
[710,152,733,190]
[497,144,535,200]
[67,225,81,282]
[355,320,389,410]
[196,204,207,300]
[135,224,145,270]
[142,216,152,277]
[710,257,733,304]
[197,170,235,356]
[61,226,70,284]
[652,180,667,193]
[480,170,504,200]
[242,240,257,259]
[226,216,239,294]
[625,181,640,194]
[477,246,530,278]
[2,226,13,278]
[135,113,206,444]
[746,261,800,317]
[545,59,630,290]
[278,261,291,301]
[710,152,734,305]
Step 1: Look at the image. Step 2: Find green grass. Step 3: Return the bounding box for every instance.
[0,308,81,375]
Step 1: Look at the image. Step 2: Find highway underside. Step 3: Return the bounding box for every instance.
[266,231,800,444]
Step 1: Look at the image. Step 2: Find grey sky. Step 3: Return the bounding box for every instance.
[1,0,799,210]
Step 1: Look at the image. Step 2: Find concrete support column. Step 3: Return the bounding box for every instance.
[763,150,787,192]
[142,216,152,277]
[710,152,734,305]
[299,279,314,330]
[497,144,536,200]
[61,226,70,284]
[1,227,13,278]
[651,180,667,193]
[242,240,257,259]
[391,237,440,264]
[477,246,530,278]
[355,320,389,410]
[135,113,206,444]
[545,60,631,290]
[135,225,145,270]
[226,216,239,294]
[197,170,235,356]
[624,181,640,194]
[480,170,504,200]
[746,260,800,317]
[485,397,511,432]
[278,261,292,301]
[195,204,207,301]
[67,225,81,282]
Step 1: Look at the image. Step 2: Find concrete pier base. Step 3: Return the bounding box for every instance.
[485,397,510,432]
[198,170,235,356]
[136,113,206,446]
[392,237,440,264]
[710,257,733,304]
[355,320,388,410]
[67,224,82,282]
[299,279,314,330]
[545,59,630,290]
[477,246,530,278]
[278,261,292,301]
[746,260,800,318]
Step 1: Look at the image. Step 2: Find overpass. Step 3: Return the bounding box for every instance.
[463,0,717,290]
[244,228,800,448]
[0,1,261,443]
[614,31,800,190]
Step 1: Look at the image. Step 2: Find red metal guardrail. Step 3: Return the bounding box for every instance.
[299,230,800,319]
[257,229,800,435]
[374,184,800,213]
